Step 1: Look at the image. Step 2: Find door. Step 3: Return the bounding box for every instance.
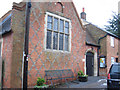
[116,58,118,63]
[86,52,94,76]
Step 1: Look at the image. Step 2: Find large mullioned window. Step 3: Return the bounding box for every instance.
[46,12,71,52]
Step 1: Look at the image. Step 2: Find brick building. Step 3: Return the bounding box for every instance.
[81,8,99,77]
[0,2,27,88]
[0,11,13,88]
[118,1,120,63]
[2,1,119,88]
[81,8,120,76]
[27,1,87,87]
[0,1,92,88]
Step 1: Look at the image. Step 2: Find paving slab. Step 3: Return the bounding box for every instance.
[57,76,107,88]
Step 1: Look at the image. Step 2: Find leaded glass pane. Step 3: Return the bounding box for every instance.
[60,20,64,32]
[47,16,52,30]
[65,21,69,27]
[64,35,69,51]
[54,18,58,31]
[53,32,58,50]
[47,23,52,30]
[46,31,52,49]
[65,21,69,34]
[59,34,64,50]
[47,16,52,22]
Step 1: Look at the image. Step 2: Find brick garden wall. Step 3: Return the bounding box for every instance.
[28,2,86,86]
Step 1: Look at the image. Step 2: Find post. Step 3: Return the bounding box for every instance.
[23,1,31,89]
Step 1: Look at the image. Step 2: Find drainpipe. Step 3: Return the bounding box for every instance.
[97,33,108,76]
[23,1,31,89]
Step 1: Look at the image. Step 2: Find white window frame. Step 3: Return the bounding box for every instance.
[110,36,114,47]
[44,12,71,53]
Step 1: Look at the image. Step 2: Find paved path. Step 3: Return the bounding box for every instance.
[57,76,107,88]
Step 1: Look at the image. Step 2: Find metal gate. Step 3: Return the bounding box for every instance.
[86,52,94,76]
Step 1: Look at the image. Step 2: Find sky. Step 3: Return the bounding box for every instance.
[0,0,120,29]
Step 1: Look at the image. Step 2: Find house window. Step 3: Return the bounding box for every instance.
[111,57,115,65]
[110,36,114,47]
[45,12,71,52]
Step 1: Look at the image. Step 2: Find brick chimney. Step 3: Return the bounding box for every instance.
[80,8,86,20]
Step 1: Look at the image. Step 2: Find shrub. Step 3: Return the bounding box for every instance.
[78,71,88,77]
[37,77,46,86]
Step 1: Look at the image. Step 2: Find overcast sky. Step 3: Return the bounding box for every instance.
[0,0,120,29]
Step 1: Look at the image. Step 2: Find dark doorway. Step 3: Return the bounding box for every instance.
[86,52,94,76]
[116,58,118,63]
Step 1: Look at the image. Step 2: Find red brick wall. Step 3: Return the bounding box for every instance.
[106,35,119,74]
[99,37,107,76]
[98,35,119,76]
[10,8,25,88]
[28,2,86,86]
[99,68,107,76]
[2,33,13,88]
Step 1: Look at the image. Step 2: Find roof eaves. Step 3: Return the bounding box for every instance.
[86,42,100,47]
[1,29,12,36]
[0,13,11,35]
[0,13,12,26]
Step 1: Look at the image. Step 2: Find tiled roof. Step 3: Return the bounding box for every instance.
[86,28,99,46]
[81,19,119,39]
[0,14,11,35]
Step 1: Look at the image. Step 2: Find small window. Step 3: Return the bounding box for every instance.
[45,12,71,52]
[110,36,114,47]
[111,57,115,65]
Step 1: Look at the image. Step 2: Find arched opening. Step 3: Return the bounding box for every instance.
[86,52,94,76]
[55,2,64,13]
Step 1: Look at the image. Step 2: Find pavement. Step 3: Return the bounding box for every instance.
[57,76,107,89]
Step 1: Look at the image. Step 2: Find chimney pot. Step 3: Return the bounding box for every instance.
[80,7,86,20]
[83,8,85,12]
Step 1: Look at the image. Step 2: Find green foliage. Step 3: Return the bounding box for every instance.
[78,71,88,77]
[37,77,46,86]
[105,12,120,38]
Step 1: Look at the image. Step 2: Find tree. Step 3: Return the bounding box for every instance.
[105,12,120,38]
